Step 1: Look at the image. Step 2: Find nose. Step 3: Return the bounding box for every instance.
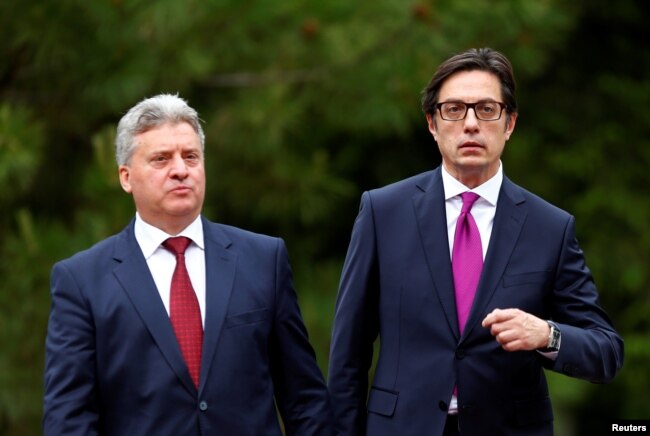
[169,155,189,179]
[463,107,480,131]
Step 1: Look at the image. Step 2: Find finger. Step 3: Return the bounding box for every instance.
[494,330,507,344]
[482,308,504,327]
[495,329,514,344]
[482,308,516,327]
[489,322,511,337]
[499,332,543,352]
[501,339,524,352]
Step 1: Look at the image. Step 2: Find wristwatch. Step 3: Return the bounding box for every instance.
[540,321,561,352]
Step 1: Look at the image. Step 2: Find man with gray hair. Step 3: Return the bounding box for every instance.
[44,94,333,435]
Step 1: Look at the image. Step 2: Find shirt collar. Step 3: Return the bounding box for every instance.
[134,213,205,259]
[441,162,503,206]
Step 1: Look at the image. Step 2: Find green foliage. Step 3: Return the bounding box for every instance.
[0,104,43,205]
[0,0,648,434]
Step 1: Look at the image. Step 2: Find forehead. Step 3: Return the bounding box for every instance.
[136,122,201,149]
[439,70,502,102]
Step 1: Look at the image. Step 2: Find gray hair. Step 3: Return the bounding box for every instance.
[115,93,205,166]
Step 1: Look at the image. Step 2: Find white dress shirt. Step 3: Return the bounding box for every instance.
[442,163,503,261]
[133,213,206,327]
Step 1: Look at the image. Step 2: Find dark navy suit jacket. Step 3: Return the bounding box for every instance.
[44,216,333,435]
[328,167,623,435]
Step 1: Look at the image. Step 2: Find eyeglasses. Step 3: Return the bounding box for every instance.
[435,101,507,121]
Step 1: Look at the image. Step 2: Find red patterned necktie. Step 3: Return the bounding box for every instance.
[452,192,483,334]
[163,236,203,388]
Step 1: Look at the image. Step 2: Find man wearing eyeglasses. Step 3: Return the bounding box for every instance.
[328,48,623,435]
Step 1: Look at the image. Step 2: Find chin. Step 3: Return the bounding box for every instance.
[164,205,201,218]
[457,158,488,168]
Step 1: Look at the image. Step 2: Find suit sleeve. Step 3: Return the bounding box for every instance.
[545,216,624,383]
[269,238,334,436]
[328,192,380,435]
[43,262,99,436]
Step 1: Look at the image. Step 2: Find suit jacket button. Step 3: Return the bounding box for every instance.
[199,401,208,411]
[455,349,466,359]
[439,401,448,411]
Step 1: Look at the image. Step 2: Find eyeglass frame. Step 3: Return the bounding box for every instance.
[435,100,508,121]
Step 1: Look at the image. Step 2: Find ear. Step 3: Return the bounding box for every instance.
[426,114,438,141]
[118,165,132,193]
[504,112,518,140]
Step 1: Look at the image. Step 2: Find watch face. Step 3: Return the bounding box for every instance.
[549,326,560,350]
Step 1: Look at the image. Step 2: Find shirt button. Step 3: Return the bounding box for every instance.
[199,401,208,411]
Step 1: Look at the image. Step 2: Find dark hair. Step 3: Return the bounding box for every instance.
[421,48,517,117]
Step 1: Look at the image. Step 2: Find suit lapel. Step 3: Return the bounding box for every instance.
[198,218,237,394]
[111,223,197,394]
[461,177,527,339]
[413,168,460,339]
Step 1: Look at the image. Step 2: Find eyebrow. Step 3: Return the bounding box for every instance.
[439,98,500,103]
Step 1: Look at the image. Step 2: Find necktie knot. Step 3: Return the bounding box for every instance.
[163,236,192,256]
[460,191,480,214]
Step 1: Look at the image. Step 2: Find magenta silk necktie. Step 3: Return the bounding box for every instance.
[163,236,203,388]
[452,192,483,334]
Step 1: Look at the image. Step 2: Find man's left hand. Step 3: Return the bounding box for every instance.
[482,308,549,352]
